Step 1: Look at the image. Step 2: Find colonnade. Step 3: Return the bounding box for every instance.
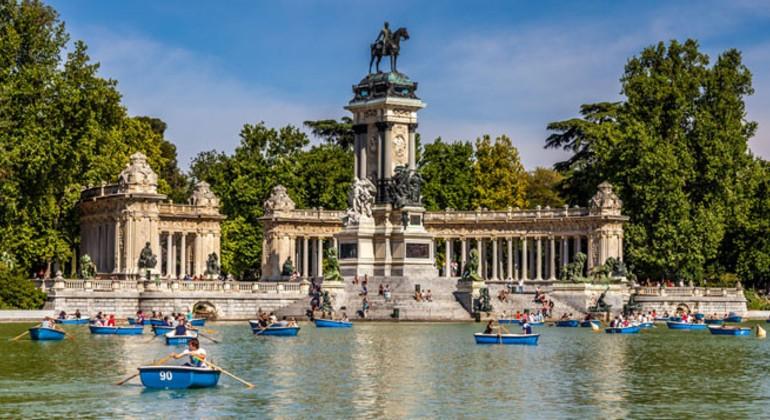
[292,236,338,279]
[161,231,215,278]
[434,235,591,281]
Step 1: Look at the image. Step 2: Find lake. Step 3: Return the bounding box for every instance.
[1,321,769,418]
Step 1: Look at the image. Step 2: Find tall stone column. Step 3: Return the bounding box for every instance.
[506,238,513,281]
[574,236,582,255]
[491,238,498,280]
[384,237,392,277]
[180,233,187,278]
[166,233,173,278]
[383,123,393,178]
[461,238,467,275]
[562,237,569,266]
[536,237,543,280]
[317,238,324,279]
[408,123,417,170]
[587,234,594,273]
[114,220,121,273]
[194,233,202,276]
[302,237,309,278]
[513,238,519,280]
[549,236,556,281]
[444,238,452,278]
[477,238,484,278]
[521,237,528,281]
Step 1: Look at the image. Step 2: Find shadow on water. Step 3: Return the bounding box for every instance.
[2,321,770,417]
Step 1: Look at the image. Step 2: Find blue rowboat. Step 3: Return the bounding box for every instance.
[639,322,654,329]
[555,320,579,327]
[605,326,641,334]
[55,318,90,325]
[249,321,300,336]
[473,333,539,345]
[152,325,175,336]
[29,327,66,341]
[654,317,670,322]
[138,366,220,389]
[708,326,751,336]
[498,319,522,325]
[190,318,206,327]
[669,316,682,322]
[89,325,145,335]
[148,319,165,326]
[724,315,743,323]
[127,317,142,325]
[705,319,724,325]
[694,313,705,320]
[666,321,708,331]
[580,320,601,328]
[165,334,197,345]
[529,321,544,327]
[314,319,352,328]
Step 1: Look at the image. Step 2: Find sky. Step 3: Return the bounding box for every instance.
[49,0,770,170]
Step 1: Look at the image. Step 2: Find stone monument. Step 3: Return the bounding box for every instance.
[336,23,436,279]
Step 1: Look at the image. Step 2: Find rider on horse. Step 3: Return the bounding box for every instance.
[374,22,393,55]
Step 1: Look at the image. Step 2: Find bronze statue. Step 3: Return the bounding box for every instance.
[138,242,157,269]
[205,252,220,276]
[281,257,294,277]
[369,22,410,73]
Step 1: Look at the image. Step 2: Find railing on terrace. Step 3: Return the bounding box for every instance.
[33,279,308,295]
[633,286,743,298]
[423,206,591,224]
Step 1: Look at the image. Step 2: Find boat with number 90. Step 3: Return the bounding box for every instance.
[138,366,221,389]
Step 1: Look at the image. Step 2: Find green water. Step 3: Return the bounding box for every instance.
[1,322,769,419]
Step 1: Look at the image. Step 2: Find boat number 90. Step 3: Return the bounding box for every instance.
[159,371,173,381]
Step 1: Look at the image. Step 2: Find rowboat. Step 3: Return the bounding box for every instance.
[165,333,198,345]
[724,314,743,323]
[152,325,175,336]
[529,321,545,327]
[127,317,142,325]
[148,318,165,326]
[138,365,220,389]
[705,319,724,325]
[605,325,641,334]
[555,320,579,327]
[249,321,300,336]
[669,316,682,322]
[708,326,751,336]
[55,318,90,325]
[666,321,708,331]
[89,325,145,335]
[29,327,66,341]
[314,319,352,328]
[190,318,206,327]
[654,317,670,322]
[473,333,540,345]
[580,320,601,328]
[694,313,705,320]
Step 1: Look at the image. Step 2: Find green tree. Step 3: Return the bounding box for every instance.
[473,135,527,210]
[303,117,354,150]
[296,144,353,209]
[525,167,566,208]
[419,138,475,211]
[547,39,759,283]
[135,116,190,203]
[0,260,45,309]
[0,1,169,276]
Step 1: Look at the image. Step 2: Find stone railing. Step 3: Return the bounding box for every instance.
[262,208,346,222]
[633,286,743,298]
[34,279,309,296]
[424,206,591,224]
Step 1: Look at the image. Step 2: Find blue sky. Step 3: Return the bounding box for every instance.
[50,0,770,169]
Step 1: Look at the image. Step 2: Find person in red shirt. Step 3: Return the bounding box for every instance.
[107,314,116,326]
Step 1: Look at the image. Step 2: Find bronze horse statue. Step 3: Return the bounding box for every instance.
[369,27,410,74]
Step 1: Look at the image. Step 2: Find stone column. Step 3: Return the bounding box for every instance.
[180,233,187,278]
[492,238,498,280]
[521,237,528,281]
[384,237,392,277]
[587,234,594,273]
[317,238,324,279]
[461,238,467,274]
[194,233,202,276]
[114,220,121,273]
[477,238,484,278]
[166,233,173,278]
[354,124,367,179]
[549,236,556,281]
[513,238,519,281]
[408,123,417,170]
[302,237,309,278]
[506,238,513,281]
[575,236,582,255]
[562,237,569,266]
[536,237,542,280]
[444,238,452,278]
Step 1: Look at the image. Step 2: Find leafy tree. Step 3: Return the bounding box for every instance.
[473,135,527,210]
[419,138,475,211]
[0,0,168,276]
[136,116,190,202]
[547,39,760,283]
[525,167,565,208]
[296,144,353,209]
[0,262,45,309]
[303,117,354,150]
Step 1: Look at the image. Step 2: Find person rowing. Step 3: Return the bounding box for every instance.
[483,320,495,334]
[522,319,532,335]
[172,338,208,368]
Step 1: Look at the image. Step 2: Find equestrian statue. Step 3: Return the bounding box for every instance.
[369,22,410,74]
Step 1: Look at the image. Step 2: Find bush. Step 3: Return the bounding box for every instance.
[744,289,770,311]
[0,269,46,310]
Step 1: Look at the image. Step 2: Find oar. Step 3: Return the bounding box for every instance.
[757,325,766,339]
[10,330,29,341]
[115,354,175,385]
[204,360,254,388]
[590,322,601,333]
[197,332,220,344]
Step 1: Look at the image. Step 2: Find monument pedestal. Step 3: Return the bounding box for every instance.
[337,216,376,278]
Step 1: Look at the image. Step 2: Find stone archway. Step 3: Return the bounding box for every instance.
[193,301,218,320]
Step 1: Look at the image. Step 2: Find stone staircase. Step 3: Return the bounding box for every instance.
[481,283,587,319]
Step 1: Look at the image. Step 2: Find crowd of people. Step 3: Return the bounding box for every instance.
[414,289,433,302]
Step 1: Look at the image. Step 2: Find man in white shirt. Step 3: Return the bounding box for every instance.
[173,338,207,368]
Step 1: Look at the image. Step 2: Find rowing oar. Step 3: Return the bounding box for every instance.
[204,360,254,388]
[115,353,175,385]
[757,325,766,339]
[197,332,220,344]
[590,322,601,333]
[10,330,29,341]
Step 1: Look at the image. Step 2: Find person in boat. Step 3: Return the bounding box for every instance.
[186,308,193,321]
[174,317,189,336]
[162,316,172,327]
[522,319,532,335]
[41,316,56,329]
[58,311,67,320]
[172,338,207,368]
[560,313,570,320]
[74,309,82,319]
[106,314,116,327]
[341,312,349,323]
[483,320,495,334]
[663,310,670,319]
[268,312,278,325]
[288,317,299,327]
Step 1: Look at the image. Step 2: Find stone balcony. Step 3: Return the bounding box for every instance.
[34,278,309,296]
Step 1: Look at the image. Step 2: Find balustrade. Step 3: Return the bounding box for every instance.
[39,278,305,295]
